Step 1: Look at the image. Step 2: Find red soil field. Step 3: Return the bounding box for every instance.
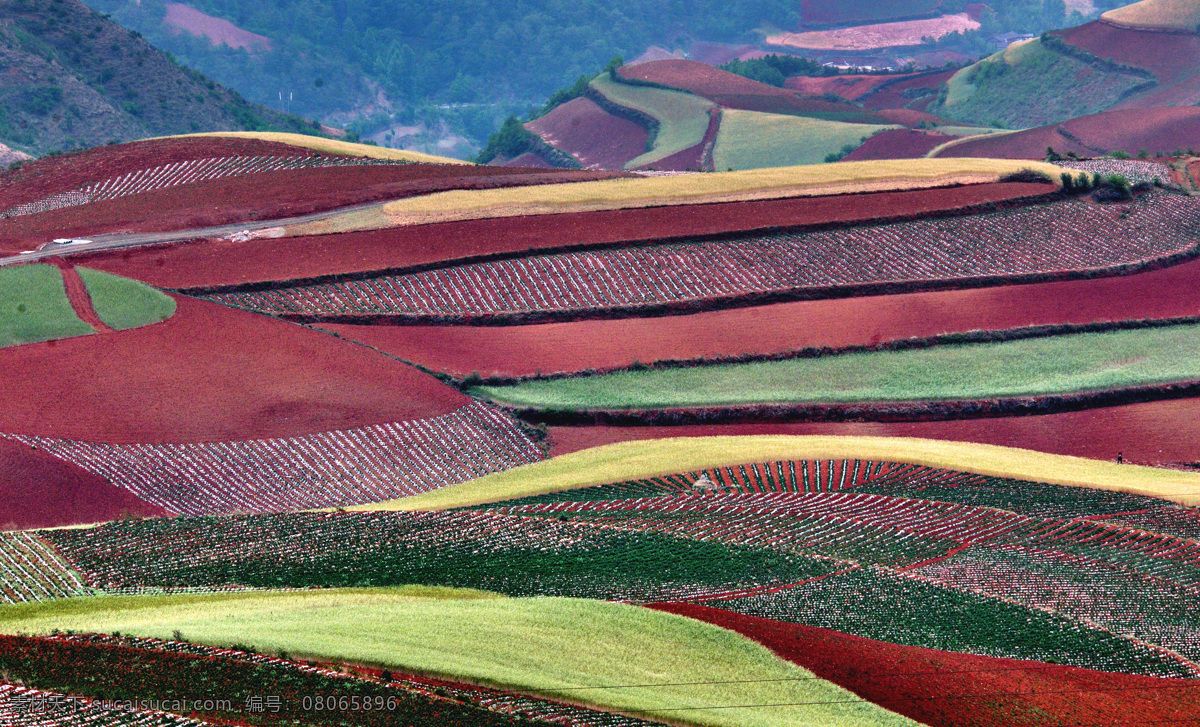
[874,108,945,127]
[317,249,1200,380]
[619,60,885,120]
[785,74,904,101]
[0,164,623,254]
[1058,20,1200,85]
[650,603,1200,727]
[491,152,556,168]
[938,107,1200,159]
[859,70,956,111]
[635,108,719,172]
[802,0,943,27]
[46,259,112,334]
[0,296,467,444]
[842,129,951,160]
[545,396,1200,465]
[526,97,649,170]
[163,2,271,51]
[0,137,326,212]
[76,182,1054,289]
[0,439,170,529]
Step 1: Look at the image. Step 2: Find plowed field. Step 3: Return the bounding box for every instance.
[526,97,649,170]
[80,182,1053,289]
[0,296,466,443]
[620,60,883,120]
[0,164,622,253]
[937,107,1200,158]
[316,248,1200,378]
[842,129,951,160]
[544,396,1200,465]
[0,439,168,529]
[652,604,1200,727]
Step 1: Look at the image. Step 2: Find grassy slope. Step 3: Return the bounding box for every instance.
[0,264,93,347]
[76,268,176,331]
[589,74,715,168]
[358,436,1200,509]
[712,110,895,170]
[1103,0,1200,29]
[357,158,1069,230]
[0,588,917,727]
[177,132,469,165]
[936,39,1148,128]
[475,324,1200,409]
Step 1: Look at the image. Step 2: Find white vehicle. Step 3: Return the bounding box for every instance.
[35,238,93,252]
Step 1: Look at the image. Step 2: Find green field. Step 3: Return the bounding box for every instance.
[77,267,176,331]
[0,587,916,727]
[590,74,715,169]
[475,323,1200,411]
[713,110,895,170]
[935,38,1149,128]
[0,264,94,347]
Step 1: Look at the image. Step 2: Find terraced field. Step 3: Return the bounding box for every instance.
[207,191,1200,320]
[10,448,1198,680]
[473,321,1200,411]
[588,75,715,169]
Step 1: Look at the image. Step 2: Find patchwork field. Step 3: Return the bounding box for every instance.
[471,321,1200,412]
[7,109,1200,726]
[0,589,917,727]
[77,180,1053,289]
[618,60,884,121]
[207,191,1195,322]
[588,74,715,169]
[800,0,944,27]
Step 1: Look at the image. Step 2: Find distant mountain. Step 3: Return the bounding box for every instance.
[932,0,1200,129]
[0,0,316,156]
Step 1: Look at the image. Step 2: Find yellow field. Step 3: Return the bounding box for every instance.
[171,131,469,164]
[1102,0,1200,30]
[351,436,1200,511]
[336,158,1066,231]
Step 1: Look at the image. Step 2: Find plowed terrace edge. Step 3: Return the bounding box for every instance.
[77,182,1055,290]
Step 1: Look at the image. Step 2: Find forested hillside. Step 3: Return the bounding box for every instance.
[80,0,798,139]
[0,0,315,156]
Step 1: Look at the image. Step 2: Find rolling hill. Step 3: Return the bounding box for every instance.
[0,0,315,156]
[933,0,1200,128]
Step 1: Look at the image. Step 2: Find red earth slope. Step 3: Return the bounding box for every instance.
[650,603,1200,727]
[0,439,169,528]
[545,396,1200,466]
[77,182,1055,289]
[937,107,1200,159]
[317,248,1200,380]
[0,296,467,444]
[525,97,649,170]
[620,59,885,119]
[0,164,625,254]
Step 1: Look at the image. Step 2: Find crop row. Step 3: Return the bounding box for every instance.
[0,683,207,727]
[502,493,1200,585]
[207,192,1200,317]
[0,155,408,219]
[0,533,87,604]
[724,564,1194,677]
[0,403,542,516]
[908,544,1200,665]
[47,510,832,603]
[491,459,996,506]
[1055,159,1172,186]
